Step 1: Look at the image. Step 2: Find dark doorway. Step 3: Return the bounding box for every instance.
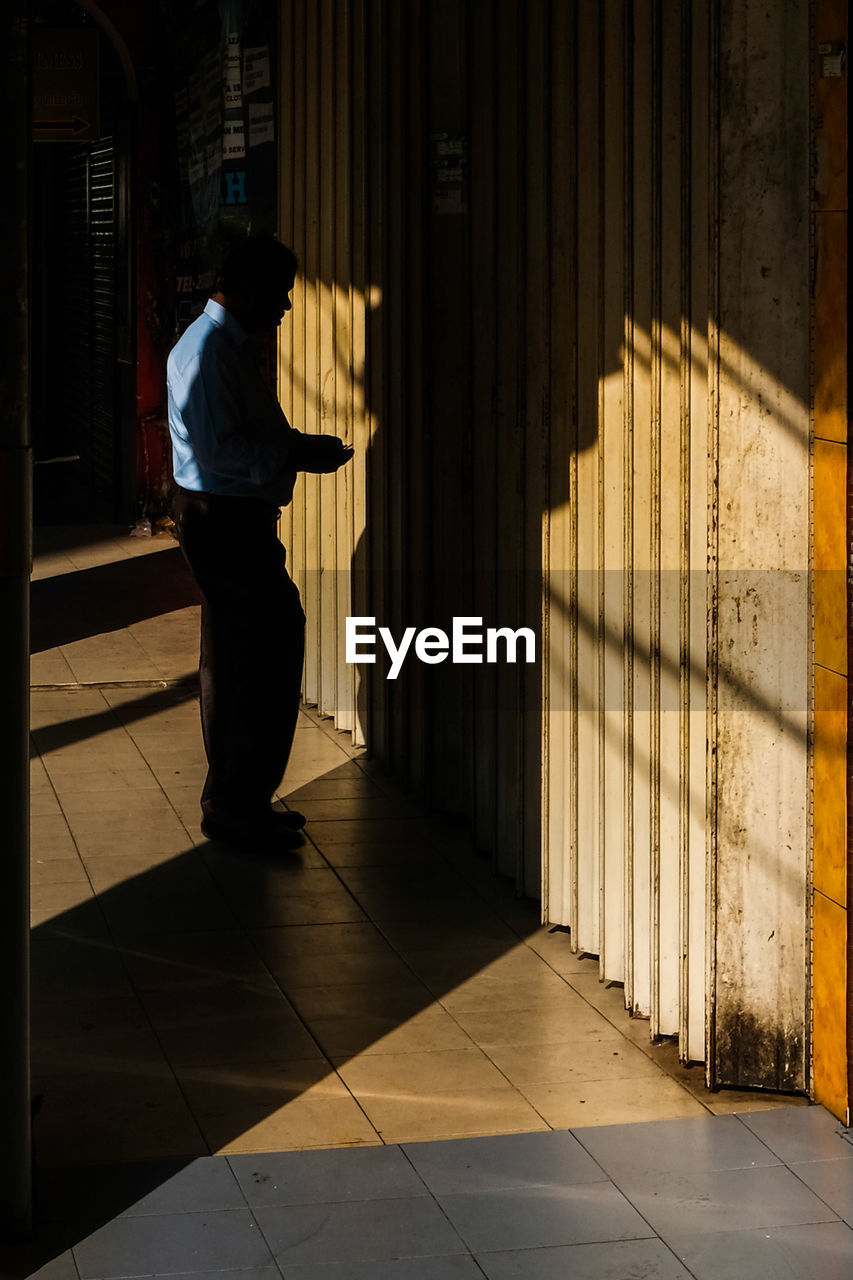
[31,1,134,524]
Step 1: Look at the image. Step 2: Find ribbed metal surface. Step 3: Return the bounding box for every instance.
[89,135,117,499]
[279,0,812,1082]
[53,129,118,510]
[58,145,93,492]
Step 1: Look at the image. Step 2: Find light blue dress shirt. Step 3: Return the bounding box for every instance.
[167,299,299,504]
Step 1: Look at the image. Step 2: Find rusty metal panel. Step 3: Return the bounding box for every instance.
[711,0,810,1091]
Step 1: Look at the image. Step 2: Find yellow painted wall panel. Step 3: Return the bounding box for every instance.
[813,665,847,907]
[813,890,849,1123]
[814,213,848,445]
[813,439,847,676]
[814,0,848,213]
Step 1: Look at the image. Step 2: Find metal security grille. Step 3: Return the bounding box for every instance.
[52,128,117,513]
[58,144,92,492]
[88,134,117,501]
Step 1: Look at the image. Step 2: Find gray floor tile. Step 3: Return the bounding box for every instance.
[789,1159,853,1226]
[618,1164,839,1240]
[118,1158,247,1216]
[162,1272,283,1280]
[476,1238,695,1279]
[574,1112,782,1180]
[73,1209,273,1278]
[253,1197,464,1266]
[284,1258,482,1279]
[437,1183,652,1253]
[228,1145,428,1206]
[402,1129,605,1195]
[737,1107,853,1166]
[22,1252,80,1280]
[36,1158,245,1223]
[668,1220,853,1280]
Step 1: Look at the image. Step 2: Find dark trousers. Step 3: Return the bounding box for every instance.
[173,488,305,819]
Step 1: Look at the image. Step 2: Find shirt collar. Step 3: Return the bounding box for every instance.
[204,297,249,346]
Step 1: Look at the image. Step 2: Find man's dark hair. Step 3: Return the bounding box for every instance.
[216,236,299,293]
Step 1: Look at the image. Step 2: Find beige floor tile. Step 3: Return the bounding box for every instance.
[354,1084,549,1144]
[121,935,275,997]
[336,1047,510,1096]
[68,807,189,836]
[437,970,579,1015]
[263,947,418,991]
[279,760,371,791]
[308,1006,476,1058]
[702,1093,810,1115]
[527,928,603,975]
[31,551,79,579]
[59,632,164,684]
[248,921,400,958]
[30,813,79,859]
[31,991,149,1043]
[72,827,194,861]
[318,843,440,869]
[31,1073,207,1165]
[57,787,174,816]
[152,1006,324,1069]
[306,818,435,849]
[404,943,557,990]
[48,767,162,794]
[176,1060,379,1152]
[128,610,200,679]
[284,776,385,801]
[294,797,426,823]
[451,1003,624,1050]
[226,887,368,930]
[81,850,198,890]
[30,648,78,685]
[31,790,63,817]
[31,688,107,716]
[287,978,434,1025]
[43,745,150,776]
[157,764,210,790]
[520,1075,708,1127]
[30,881,99,928]
[484,1038,671,1087]
[378,917,522,954]
[31,856,90,888]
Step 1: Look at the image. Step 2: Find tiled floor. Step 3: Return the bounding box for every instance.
[9,524,850,1278]
[5,1109,853,1278]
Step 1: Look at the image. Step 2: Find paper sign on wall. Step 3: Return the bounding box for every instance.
[249,101,274,147]
[224,30,242,107]
[243,46,270,94]
[223,116,246,159]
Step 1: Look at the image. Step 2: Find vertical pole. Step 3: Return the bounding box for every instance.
[0,0,32,1239]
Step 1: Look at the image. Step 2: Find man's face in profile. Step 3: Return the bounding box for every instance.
[244,270,296,334]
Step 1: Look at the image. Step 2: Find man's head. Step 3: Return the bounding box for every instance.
[214,236,299,334]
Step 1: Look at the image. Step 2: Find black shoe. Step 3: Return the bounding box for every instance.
[271,804,307,830]
[201,809,304,849]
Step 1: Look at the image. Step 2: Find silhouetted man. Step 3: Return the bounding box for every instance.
[168,236,353,847]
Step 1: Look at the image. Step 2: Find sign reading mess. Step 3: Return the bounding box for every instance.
[33,28,100,142]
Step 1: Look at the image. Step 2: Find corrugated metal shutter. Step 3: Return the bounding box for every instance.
[52,127,118,512]
[58,145,93,494]
[278,0,811,1086]
[88,134,117,502]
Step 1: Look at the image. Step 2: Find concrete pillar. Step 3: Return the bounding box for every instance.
[0,0,32,1238]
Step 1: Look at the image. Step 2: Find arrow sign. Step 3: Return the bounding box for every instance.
[32,29,99,142]
[34,116,90,136]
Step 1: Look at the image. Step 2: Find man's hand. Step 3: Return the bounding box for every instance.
[296,434,355,474]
